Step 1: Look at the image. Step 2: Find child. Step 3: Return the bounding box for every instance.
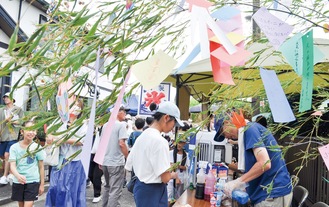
[9,120,45,207]
[167,139,189,202]
[128,118,145,148]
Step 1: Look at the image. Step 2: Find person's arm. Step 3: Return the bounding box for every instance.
[38,160,45,195]
[239,147,271,183]
[179,165,187,171]
[228,139,238,145]
[125,152,133,171]
[224,147,271,196]
[119,139,128,158]
[160,171,178,183]
[10,161,26,184]
[65,138,83,146]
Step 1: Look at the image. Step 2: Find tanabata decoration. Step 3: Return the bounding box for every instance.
[230,109,247,129]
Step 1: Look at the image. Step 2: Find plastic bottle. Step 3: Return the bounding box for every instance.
[216,178,226,191]
[215,191,223,207]
[204,166,216,201]
[196,165,206,184]
[210,193,216,207]
[232,190,249,205]
[218,163,229,179]
[188,156,195,189]
[195,162,206,199]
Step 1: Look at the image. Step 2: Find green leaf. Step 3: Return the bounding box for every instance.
[8,26,19,55]
[85,15,102,41]
[0,60,16,76]
[18,26,45,55]
[25,27,46,55]
[72,13,96,27]
[11,72,27,91]
[113,39,134,51]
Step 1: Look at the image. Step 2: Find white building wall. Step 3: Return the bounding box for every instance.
[0,1,117,110]
[0,29,10,45]
[0,1,46,109]
[1,0,47,37]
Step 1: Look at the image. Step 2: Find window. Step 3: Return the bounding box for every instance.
[39,14,47,24]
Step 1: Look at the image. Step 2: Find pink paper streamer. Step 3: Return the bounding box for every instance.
[94,69,132,165]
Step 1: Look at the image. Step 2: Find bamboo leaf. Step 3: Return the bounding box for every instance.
[25,27,46,55]
[0,60,16,76]
[18,26,45,55]
[85,15,102,41]
[11,72,27,91]
[72,13,96,27]
[8,26,19,55]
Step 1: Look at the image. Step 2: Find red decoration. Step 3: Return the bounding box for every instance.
[144,91,165,107]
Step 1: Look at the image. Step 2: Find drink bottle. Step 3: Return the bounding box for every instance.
[195,162,206,199]
[204,168,216,201]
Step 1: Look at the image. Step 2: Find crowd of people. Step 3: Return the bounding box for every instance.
[0,92,295,207]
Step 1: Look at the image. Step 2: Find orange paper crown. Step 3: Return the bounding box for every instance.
[230,109,247,128]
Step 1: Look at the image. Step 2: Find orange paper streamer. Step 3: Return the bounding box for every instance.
[230,109,247,128]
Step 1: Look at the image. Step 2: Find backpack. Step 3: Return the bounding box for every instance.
[128,131,142,147]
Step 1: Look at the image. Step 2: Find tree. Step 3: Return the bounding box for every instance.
[1,0,329,199]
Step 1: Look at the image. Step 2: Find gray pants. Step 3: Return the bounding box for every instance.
[254,192,293,207]
[102,165,125,207]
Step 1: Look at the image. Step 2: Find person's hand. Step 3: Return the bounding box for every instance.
[223,178,246,198]
[228,139,238,145]
[171,172,178,179]
[46,135,54,145]
[39,185,44,196]
[16,174,26,184]
[5,116,12,122]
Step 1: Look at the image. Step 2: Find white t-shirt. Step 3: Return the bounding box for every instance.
[126,127,170,183]
[60,121,88,161]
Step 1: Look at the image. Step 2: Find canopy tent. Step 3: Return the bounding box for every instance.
[107,94,139,116]
[189,103,220,113]
[164,39,329,119]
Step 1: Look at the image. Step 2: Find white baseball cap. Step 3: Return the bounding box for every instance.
[156,102,184,127]
[2,92,15,103]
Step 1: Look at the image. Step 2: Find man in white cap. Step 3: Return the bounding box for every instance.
[0,92,24,185]
[125,101,184,207]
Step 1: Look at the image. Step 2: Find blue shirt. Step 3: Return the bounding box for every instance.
[244,123,292,204]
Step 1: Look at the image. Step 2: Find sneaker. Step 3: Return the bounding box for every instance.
[0,176,8,185]
[7,174,14,185]
[92,196,101,203]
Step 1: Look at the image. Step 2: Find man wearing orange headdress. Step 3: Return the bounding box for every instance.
[214,110,292,207]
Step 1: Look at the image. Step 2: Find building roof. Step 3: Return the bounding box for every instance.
[0,5,27,43]
[26,0,49,13]
[0,1,49,44]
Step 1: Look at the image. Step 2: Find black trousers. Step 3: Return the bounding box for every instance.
[88,154,103,197]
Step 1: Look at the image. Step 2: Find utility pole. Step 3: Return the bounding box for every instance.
[251,0,261,115]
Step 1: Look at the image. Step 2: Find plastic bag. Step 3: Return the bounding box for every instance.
[44,145,59,166]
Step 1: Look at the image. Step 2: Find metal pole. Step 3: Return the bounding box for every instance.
[175,74,181,140]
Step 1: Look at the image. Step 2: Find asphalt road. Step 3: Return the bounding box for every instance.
[3,183,136,207]
[1,171,136,207]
